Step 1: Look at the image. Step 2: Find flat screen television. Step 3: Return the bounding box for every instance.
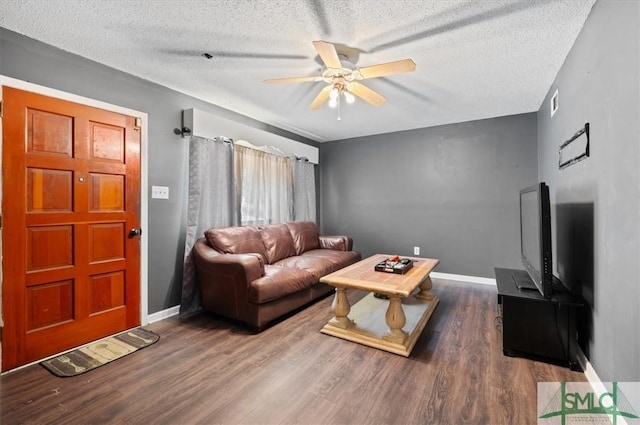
[518,182,554,299]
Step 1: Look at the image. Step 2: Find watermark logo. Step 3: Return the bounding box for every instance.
[538,382,640,425]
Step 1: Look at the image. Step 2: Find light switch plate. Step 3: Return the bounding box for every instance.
[151,185,169,199]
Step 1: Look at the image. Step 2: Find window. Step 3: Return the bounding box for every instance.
[235,145,293,225]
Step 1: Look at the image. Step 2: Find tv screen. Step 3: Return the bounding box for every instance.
[519,182,553,299]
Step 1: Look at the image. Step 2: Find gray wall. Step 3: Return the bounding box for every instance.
[0,28,317,314]
[537,0,640,381]
[320,113,538,278]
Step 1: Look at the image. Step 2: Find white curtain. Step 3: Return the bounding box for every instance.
[235,144,293,225]
[180,136,234,318]
[293,159,316,221]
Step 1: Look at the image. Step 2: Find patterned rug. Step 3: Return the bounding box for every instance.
[40,328,159,377]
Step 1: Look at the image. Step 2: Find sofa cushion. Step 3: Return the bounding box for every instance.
[274,255,337,281]
[285,221,320,255]
[301,249,361,270]
[204,226,267,262]
[249,265,316,304]
[259,223,297,264]
[291,249,361,279]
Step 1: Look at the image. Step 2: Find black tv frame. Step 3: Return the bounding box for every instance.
[519,182,554,299]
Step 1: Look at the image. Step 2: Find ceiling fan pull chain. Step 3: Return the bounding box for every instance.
[337,94,341,121]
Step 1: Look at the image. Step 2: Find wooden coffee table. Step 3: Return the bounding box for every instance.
[320,254,440,356]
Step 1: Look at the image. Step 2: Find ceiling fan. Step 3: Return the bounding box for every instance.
[264,41,416,111]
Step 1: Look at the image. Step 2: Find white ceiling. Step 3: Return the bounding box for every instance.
[0,0,595,142]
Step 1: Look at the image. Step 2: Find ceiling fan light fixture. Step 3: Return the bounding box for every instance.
[264,40,414,112]
[344,92,355,104]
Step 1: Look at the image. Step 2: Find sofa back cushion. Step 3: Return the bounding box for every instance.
[204,226,267,261]
[260,224,297,264]
[285,221,320,255]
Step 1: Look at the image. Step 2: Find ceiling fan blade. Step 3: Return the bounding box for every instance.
[349,82,387,106]
[264,76,323,84]
[310,86,332,110]
[357,59,416,79]
[312,40,342,69]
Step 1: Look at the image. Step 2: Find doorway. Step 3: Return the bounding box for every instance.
[0,78,148,372]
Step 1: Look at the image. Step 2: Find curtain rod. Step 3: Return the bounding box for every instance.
[235,139,311,162]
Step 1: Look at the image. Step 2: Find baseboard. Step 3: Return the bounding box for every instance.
[147,305,180,324]
[577,345,607,394]
[430,272,496,286]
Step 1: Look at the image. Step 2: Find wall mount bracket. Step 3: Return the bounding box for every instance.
[559,123,590,170]
[173,110,192,137]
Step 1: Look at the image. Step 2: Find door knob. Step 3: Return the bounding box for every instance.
[128,228,142,238]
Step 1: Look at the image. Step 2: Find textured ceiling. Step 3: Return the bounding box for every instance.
[0,0,595,142]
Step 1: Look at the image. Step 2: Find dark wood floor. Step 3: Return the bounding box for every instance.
[0,279,585,424]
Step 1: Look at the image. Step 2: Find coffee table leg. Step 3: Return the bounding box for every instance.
[383,296,408,344]
[416,275,434,300]
[329,287,355,329]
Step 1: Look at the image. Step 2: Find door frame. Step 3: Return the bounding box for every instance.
[0,76,149,369]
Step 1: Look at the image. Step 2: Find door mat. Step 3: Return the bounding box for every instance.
[40,328,160,377]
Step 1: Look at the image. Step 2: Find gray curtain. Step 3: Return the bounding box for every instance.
[179,136,234,318]
[293,159,316,222]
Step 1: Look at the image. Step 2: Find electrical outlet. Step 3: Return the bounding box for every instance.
[414,246,420,256]
[151,185,169,199]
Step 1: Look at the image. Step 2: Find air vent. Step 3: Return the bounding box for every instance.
[550,89,559,117]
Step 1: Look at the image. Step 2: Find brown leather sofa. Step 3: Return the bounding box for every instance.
[193,221,361,330]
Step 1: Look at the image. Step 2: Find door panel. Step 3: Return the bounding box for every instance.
[27,279,74,330]
[89,173,125,211]
[88,223,125,262]
[90,121,125,162]
[89,271,125,314]
[26,225,74,270]
[27,108,74,157]
[27,168,74,212]
[2,87,141,371]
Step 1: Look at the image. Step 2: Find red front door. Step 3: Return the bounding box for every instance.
[2,87,141,371]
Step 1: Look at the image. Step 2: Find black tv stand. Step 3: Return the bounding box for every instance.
[495,267,582,371]
[511,269,538,291]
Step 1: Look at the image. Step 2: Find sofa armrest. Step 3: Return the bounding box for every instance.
[319,235,353,251]
[193,239,265,283]
[192,238,266,323]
